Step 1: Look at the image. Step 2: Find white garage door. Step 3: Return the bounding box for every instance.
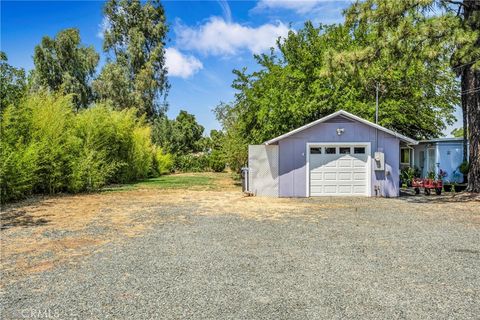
[309,145,369,196]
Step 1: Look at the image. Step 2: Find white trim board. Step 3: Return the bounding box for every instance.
[264,110,417,145]
[306,142,372,197]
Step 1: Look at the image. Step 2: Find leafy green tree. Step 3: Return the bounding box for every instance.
[209,129,225,150]
[341,0,479,191]
[31,29,99,109]
[94,0,169,119]
[451,127,464,138]
[0,52,26,113]
[92,63,136,110]
[214,101,249,172]
[153,110,204,154]
[217,21,459,169]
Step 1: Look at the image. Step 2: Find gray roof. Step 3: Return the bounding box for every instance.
[419,137,464,143]
[264,110,418,145]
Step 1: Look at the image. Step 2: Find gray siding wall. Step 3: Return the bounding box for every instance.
[278,121,400,197]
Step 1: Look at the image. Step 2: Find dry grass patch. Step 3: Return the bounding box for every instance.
[2,172,479,286]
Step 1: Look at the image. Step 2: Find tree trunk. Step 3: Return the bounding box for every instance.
[464,0,480,192]
[461,76,468,163]
[466,66,480,192]
[461,68,469,185]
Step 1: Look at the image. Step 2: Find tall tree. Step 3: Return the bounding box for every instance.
[342,0,479,191]
[457,0,480,191]
[31,29,99,109]
[94,0,169,119]
[0,52,26,113]
[153,111,204,154]
[216,21,459,169]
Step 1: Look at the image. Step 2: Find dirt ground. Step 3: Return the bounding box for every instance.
[1,173,479,287]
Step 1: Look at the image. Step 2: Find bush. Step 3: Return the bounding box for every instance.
[209,150,226,172]
[153,147,173,175]
[459,161,469,175]
[173,153,210,172]
[1,93,76,201]
[0,92,172,203]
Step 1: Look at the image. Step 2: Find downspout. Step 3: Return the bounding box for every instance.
[375,83,383,196]
[375,82,379,152]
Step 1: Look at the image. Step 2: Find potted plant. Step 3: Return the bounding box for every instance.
[437,169,447,181]
[400,167,415,188]
[443,180,452,192]
[426,170,436,181]
[450,181,457,193]
[459,161,469,183]
[413,167,421,178]
[445,169,461,192]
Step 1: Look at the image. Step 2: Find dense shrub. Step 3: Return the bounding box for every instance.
[152,147,173,175]
[173,153,210,172]
[0,92,172,203]
[209,150,226,172]
[1,93,76,200]
[172,151,227,173]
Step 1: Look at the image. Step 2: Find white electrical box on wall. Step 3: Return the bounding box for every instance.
[374,152,385,171]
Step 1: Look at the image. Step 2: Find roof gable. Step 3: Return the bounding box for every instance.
[263,110,417,145]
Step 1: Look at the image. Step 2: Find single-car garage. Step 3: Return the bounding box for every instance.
[248,110,417,198]
[308,143,370,196]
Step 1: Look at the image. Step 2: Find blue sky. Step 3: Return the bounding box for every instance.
[1,0,460,135]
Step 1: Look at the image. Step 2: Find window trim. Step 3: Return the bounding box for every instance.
[325,147,337,154]
[354,147,366,154]
[400,147,411,165]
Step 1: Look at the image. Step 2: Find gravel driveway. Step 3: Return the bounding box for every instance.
[1,190,479,319]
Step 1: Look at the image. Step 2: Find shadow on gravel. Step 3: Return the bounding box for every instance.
[399,189,480,204]
[0,210,50,230]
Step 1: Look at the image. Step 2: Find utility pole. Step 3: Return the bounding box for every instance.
[375,82,379,124]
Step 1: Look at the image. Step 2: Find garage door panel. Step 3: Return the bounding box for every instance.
[353,172,366,180]
[338,185,353,193]
[323,185,337,193]
[309,144,369,196]
[323,161,337,168]
[324,172,336,180]
[353,185,366,193]
[310,180,325,186]
[338,172,352,180]
[353,159,366,167]
[310,172,323,179]
[338,159,352,167]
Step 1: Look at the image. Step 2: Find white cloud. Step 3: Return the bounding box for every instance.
[165,47,203,79]
[175,17,290,56]
[255,0,351,14]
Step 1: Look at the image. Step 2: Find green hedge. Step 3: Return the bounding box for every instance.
[172,151,226,173]
[0,92,172,203]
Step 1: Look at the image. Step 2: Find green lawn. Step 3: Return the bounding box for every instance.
[102,172,237,193]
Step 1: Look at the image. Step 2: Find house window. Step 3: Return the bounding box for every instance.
[354,147,365,154]
[325,147,336,154]
[400,148,411,165]
[339,147,351,154]
[310,147,322,154]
